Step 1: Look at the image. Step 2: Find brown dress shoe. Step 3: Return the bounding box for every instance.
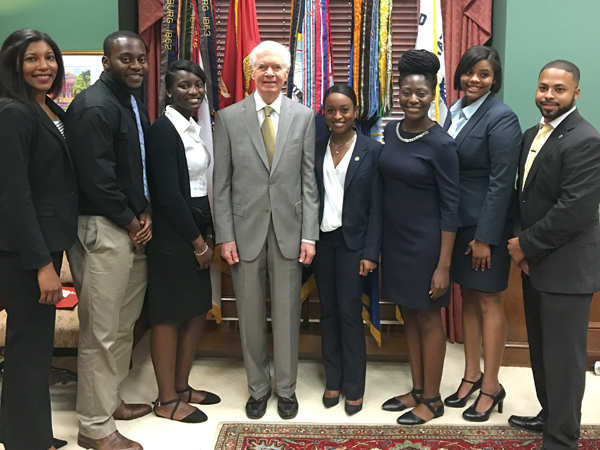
[77,431,143,450]
[112,402,152,420]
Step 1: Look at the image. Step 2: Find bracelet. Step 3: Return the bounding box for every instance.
[194,243,209,256]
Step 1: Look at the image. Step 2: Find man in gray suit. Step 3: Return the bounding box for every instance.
[508,60,600,450]
[213,41,319,420]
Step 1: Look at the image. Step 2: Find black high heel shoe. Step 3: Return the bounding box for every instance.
[345,399,363,415]
[397,395,444,425]
[444,373,483,408]
[382,388,423,412]
[462,385,505,422]
[322,395,340,408]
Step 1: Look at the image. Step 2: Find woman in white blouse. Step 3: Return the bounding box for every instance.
[145,60,220,423]
[312,84,383,415]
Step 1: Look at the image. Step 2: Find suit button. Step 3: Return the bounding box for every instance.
[269,183,274,186]
[265,208,269,213]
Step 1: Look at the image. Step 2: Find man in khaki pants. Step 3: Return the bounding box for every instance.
[65,31,152,450]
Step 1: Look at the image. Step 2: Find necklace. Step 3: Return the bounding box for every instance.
[330,132,356,154]
[396,122,429,143]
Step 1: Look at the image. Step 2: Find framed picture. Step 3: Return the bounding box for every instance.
[58,51,103,109]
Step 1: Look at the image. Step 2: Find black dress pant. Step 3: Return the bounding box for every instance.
[0,251,61,450]
[522,276,591,450]
[312,228,366,401]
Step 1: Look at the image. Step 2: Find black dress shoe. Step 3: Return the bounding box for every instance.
[382,388,423,412]
[444,373,483,408]
[508,413,545,433]
[462,385,505,422]
[322,395,340,408]
[277,393,299,419]
[246,391,271,419]
[397,395,444,425]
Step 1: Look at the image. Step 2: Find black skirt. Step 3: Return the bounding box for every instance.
[451,223,512,293]
[146,197,213,324]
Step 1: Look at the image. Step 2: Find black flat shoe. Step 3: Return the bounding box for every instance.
[177,386,221,405]
[53,438,68,449]
[322,395,340,408]
[444,373,483,408]
[246,391,271,419]
[397,395,444,425]
[345,399,363,416]
[153,398,208,423]
[277,393,299,419]
[382,388,423,412]
[508,413,545,433]
[462,385,505,422]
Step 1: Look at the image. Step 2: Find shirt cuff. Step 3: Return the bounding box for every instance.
[301,239,316,245]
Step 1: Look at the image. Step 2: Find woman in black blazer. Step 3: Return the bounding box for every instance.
[145,60,220,424]
[442,46,522,421]
[0,29,78,450]
[312,84,383,415]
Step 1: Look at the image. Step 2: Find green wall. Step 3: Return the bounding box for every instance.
[0,0,119,51]
[492,0,600,129]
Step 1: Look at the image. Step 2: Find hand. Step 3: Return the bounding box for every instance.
[520,259,530,276]
[221,240,239,265]
[430,266,450,300]
[38,263,63,305]
[195,244,214,271]
[136,212,153,246]
[359,259,377,277]
[465,239,491,271]
[507,237,525,266]
[126,217,143,251]
[299,242,316,265]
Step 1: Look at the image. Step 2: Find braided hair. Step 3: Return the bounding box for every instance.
[397,49,440,90]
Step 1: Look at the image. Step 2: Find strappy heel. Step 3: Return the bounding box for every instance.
[176,386,221,405]
[444,373,483,408]
[397,395,444,425]
[462,385,506,422]
[382,388,423,412]
[153,398,207,423]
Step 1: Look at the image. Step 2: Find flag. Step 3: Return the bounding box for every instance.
[415,0,448,124]
[218,0,261,109]
[362,269,381,346]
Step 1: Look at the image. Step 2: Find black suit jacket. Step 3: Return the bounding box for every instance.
[146,113,208,244]
[0,98,78,270]
[443,93,522,245]
[516,109,600,294]
[314,132,383,262]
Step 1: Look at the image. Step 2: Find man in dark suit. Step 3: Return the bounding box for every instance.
[508,60,600,450]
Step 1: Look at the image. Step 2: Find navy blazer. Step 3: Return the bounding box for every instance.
[146,113,211,244]
[517,109,600,294]
[314,132,383,262]
[0,98,78,270]
[443,93,522,246]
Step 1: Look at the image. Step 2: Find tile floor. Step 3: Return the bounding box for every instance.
[12,335,600,450]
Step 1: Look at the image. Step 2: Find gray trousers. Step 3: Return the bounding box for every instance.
[68,216,147,439]
[231,221,302,399]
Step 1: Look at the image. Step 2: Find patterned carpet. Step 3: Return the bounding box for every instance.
[213,423,600,450]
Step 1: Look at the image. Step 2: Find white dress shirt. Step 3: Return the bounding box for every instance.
[447,91,491,138]
[255,91,282,135]
[321,136,356,232]
[165,105,212,197]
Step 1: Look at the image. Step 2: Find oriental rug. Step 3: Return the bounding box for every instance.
[213,423,600,450]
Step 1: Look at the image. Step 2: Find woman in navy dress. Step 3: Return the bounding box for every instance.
[442,46,521,421]
[379,50,459,425]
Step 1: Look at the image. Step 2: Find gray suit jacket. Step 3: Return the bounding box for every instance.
[213,93,319,261]
[517,109,600,294]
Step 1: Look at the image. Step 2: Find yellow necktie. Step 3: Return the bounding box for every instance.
[522,123,553,189]
[261,105,275,166]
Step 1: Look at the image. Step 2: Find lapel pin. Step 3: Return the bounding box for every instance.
[558,134,563,139]
[355,156,360,161]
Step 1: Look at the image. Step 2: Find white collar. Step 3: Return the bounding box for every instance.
[539,105,577,130]
[451,91,491,120]
[165,105,201,135]
[254,91,282,115]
